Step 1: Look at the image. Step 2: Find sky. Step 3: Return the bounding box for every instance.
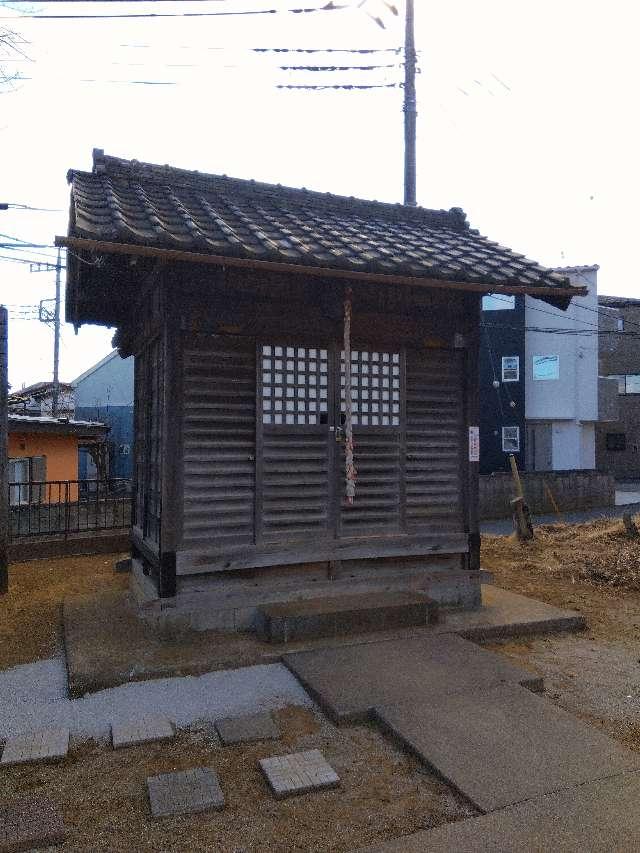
[1,0,638,389]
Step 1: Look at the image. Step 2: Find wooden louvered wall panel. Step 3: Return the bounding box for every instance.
[405,350,464,533]
[339,430,401,536]
[182,336,256,551]
[261,429,330,543]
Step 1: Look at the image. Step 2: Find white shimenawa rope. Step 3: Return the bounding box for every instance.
[343,287,357,504]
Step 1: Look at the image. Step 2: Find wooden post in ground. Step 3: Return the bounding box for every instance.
[0,306,8,594]
[509,453,533,541]
[623,511,639,538]
[543,478,565,524]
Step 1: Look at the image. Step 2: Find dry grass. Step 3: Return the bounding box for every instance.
[482,515,640,645]
[0,553,128,670]
[1,706,474,852]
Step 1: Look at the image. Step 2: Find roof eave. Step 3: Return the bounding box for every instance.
[56,235,586,323]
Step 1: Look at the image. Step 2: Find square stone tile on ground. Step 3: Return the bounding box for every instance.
[0,794,65,852]
[373,683,640,813]
[147,767,224,818]
[215,711,280,745]
[259,749,340,799]
[1,728,69,767]
[357,771,640,852]
[283,634,542,723]
[111,715,174,749]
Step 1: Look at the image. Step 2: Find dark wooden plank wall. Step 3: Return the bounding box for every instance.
[158,267,473,576]
[182,334,257,553]
[405,348,464,533]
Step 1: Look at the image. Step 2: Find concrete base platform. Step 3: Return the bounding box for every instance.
[373,683,640,813]
[284,634,543,723]
[357,771,640,852]
[257,592,438,643]
[447,584,586,641]
[61,584,584,697]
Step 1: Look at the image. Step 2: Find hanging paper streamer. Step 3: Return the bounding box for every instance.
[343,287,357,504]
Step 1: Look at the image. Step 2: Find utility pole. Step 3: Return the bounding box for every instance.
[52,247,61,417]
[0,306,8,594]
[403,0,417,206]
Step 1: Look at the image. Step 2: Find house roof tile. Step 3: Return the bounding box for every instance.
[65,149,578,299]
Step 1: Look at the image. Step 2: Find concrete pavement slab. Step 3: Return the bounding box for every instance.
[111,714,175,749]
[1,727,69,767]
[373,683,640,813]
[147,767,224,818]
[0,794,65,852]
[356,771,640,852]
[446,585,585,641]
[215,711,280,745]
[284,634,542,723]
[259,749,340,798]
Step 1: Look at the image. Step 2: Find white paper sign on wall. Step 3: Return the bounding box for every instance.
[468,426,480,462]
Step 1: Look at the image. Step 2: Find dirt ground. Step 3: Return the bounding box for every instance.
[482,514,640,751]
[2,706,475,852]
[4,518,640,849]
[0,552,128,670]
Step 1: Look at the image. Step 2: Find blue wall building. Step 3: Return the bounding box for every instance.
[73,351,134,480]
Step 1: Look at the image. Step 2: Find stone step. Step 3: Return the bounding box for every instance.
[256,591,439,643]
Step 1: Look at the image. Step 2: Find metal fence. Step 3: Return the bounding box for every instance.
[8,478,132,540]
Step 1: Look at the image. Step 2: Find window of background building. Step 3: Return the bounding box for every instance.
[482,293,515,311]
[604,374,640,394]
[502,425,520,452]
[606,433,626,452]
[533,355,560,380]
[617,316,625,332]
[501,356,520,382]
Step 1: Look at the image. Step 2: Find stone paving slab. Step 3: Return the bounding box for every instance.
[0,794,65,852]
[215,711,280,745]
[373,683,640,813]
[356,770,640,852]
[259,749,340,799]
[147,767,224,818]
[111,714,175,749]
[284,634,542,723]
[1,728,69,767]
[446,585,586,642]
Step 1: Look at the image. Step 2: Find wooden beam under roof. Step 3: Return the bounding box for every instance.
[56,236,587,301]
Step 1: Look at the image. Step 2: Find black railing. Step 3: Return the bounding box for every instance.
[8,478,132,540]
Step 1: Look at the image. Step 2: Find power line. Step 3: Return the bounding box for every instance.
[277,81,399,89]
[0,203,63,212]
[279,62,399,70]
[4,2,350,20]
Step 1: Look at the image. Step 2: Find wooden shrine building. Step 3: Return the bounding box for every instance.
[59,150,583,631]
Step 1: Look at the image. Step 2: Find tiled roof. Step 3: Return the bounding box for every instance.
[66,149,575,294]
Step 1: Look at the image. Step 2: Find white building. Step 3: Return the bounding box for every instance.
[525,265,599,471]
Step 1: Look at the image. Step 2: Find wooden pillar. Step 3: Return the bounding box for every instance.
[464,294,481,571]
[158,277,183,598]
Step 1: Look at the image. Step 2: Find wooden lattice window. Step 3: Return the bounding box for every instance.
[340,350,401,426]
[261,345,329,425]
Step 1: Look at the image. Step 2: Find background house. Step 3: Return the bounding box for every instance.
[8,381,75,418]
[73,351,134,480]
[524,265,599,472]
[8,415,108,505]
[596,294,640,478]
[479,266,601,473]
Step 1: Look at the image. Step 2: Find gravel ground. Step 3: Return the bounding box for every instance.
[0,658,312,741]
[488,635,640,739]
